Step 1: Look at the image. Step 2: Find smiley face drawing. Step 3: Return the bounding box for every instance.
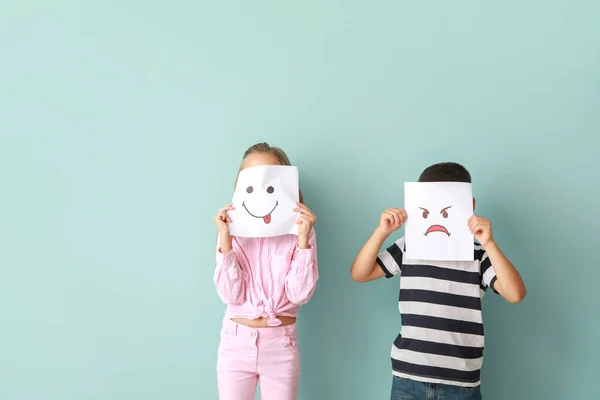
[242,184,278,224]
[228,165,300,238]
[421,206,452,237]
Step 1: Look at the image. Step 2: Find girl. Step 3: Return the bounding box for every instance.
[213,143,318,400]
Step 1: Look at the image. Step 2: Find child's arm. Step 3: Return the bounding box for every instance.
[213,204,247,304]
[213,234,248,304]
[469,216,527,303]
[285,203,318,305]
[351,208,407,282]
[285,228,318,305]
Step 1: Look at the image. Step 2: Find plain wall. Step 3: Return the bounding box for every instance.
[1,1,598,399]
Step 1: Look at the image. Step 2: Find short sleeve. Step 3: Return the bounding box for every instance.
[376,237,405,278]
[479,250,499,294]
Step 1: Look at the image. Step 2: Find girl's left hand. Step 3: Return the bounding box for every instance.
[293,203,317,248]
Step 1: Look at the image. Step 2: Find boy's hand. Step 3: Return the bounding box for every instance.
[376,208,407,237]
[293,202,317,249]
[468,215,494,247]
[469,214,527,303]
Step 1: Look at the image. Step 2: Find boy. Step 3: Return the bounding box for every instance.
[351,162,526,400]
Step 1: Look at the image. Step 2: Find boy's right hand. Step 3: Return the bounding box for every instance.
[376,208,407,237]
[214,203,234,235]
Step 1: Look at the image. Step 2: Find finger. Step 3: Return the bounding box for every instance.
[297,214,311,223]
[474,224,487,233]
[385,211,398,225]
[296,215,312,226]
[473,222,485,232]
[382,211,394,224]
[470,224,483,234]
[471,217,486,228]
[390,210,401,227]
[295,204,315,218]
[293,207,314,218]
[400,209,408,223]
[219,208,232,221]
[386,209,399,224]
[295,202,311,212]
[219,205,234,214]
[472,215,486,224]
[392,208,405,223]
[298,216,315,228]
[394,209,404,226]
[299,214,315,224]
[294,210,316,222]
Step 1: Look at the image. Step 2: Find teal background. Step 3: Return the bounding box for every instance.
[1,1,598,399]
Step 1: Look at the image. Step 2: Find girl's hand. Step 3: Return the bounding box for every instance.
[214,203,234,235]
[376,208,407,237]
[293,202,317,249]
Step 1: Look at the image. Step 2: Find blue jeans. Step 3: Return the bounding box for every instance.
[391,376,482,400]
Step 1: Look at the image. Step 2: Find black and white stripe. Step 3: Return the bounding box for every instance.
[377,237,497,387]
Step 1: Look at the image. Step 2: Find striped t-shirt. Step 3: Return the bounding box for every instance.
[377,236,498,387]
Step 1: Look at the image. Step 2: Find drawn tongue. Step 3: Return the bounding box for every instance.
[264,214,271,224]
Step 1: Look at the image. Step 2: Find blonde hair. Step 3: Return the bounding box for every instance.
[237,142,304,203]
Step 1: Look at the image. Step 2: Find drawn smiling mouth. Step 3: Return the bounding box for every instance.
[242,201,279,224]
[425,224,451,236]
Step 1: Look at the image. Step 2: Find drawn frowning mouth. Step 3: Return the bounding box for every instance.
[242,201,279,224]
[424,224,451,236]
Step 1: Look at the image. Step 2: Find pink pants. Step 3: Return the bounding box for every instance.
[217,319,301,400]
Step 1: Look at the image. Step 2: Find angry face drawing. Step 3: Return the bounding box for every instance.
[420,206,452,236]
[404,182,474,261]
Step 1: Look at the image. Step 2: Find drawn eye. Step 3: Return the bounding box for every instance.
[266,186,274,194]
[246,186,253,194]
[440,206,451,218]
[421,209,429,219]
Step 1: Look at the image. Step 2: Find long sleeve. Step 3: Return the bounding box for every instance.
[213,236,247,305]
[285,228,319,305]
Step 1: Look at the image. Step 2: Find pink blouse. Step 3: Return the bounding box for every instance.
[213,228,318,326]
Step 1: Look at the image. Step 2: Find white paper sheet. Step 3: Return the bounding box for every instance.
[228,165,299,238]
[404,182,474,261]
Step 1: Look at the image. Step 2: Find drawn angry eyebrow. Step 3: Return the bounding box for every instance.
[440,206,452,214]
[419,207,430,213]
